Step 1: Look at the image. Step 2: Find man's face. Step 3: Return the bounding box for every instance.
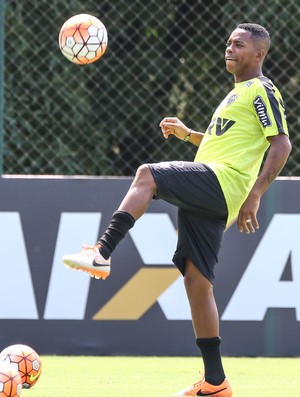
[225,28,261,81]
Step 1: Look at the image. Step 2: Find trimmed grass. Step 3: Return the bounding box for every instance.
[25,356,300,397]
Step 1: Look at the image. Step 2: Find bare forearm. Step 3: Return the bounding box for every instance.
[186,129,205,147]
[237,134,291,234]
[159,117,205,147]
[250,135,292,198]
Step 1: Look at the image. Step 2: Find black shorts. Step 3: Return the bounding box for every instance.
[148,161,228,283]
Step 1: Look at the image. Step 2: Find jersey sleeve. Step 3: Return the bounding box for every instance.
[253,79,289,138]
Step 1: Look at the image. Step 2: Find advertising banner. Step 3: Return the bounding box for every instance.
[0,176,299,356]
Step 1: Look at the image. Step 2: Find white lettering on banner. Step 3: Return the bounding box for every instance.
[44,213,101,320]
[2,211,298,321]
[129,213,177,264]
[0,212,38,319]
[221,214,300,321]
[129,214,191,319]
[158,277,192,320]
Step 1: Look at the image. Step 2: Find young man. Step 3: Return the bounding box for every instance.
[63,23,291,396]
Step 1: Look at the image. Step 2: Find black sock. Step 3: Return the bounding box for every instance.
[196,337,225,386]
[97,210,135,259]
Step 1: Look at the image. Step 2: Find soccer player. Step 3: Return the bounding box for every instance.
[63,23,292,396]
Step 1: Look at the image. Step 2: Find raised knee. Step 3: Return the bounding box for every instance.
[134,164,156,190]
[136,164,151,177]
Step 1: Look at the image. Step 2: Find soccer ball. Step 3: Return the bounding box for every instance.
[0,362,22,397]
[59,14,108,64]
[0,345,42,389]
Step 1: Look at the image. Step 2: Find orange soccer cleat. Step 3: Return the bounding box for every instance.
[173,377,232,396]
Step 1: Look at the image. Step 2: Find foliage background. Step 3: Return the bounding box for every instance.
[2,0,300,175]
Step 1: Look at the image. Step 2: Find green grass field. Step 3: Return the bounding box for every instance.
[24,356,300,397]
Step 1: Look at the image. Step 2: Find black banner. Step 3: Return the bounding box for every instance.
[0,176,299,356]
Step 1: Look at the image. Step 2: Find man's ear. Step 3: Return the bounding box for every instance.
[256,48,266,62]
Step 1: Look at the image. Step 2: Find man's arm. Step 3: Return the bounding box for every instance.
[237,134,292,234]
[159,117,204,147]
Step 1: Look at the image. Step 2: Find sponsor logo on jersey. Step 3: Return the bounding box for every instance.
[226,94,238,107]
[254,95,271,127]
[245,80,254,87]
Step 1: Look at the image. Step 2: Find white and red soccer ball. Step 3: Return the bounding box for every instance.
[59,13,108,64]
[0,344,42,390]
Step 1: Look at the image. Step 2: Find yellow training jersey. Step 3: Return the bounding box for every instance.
[194,76,289,225]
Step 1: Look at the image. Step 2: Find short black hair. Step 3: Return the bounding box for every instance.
[237,23,271,52]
